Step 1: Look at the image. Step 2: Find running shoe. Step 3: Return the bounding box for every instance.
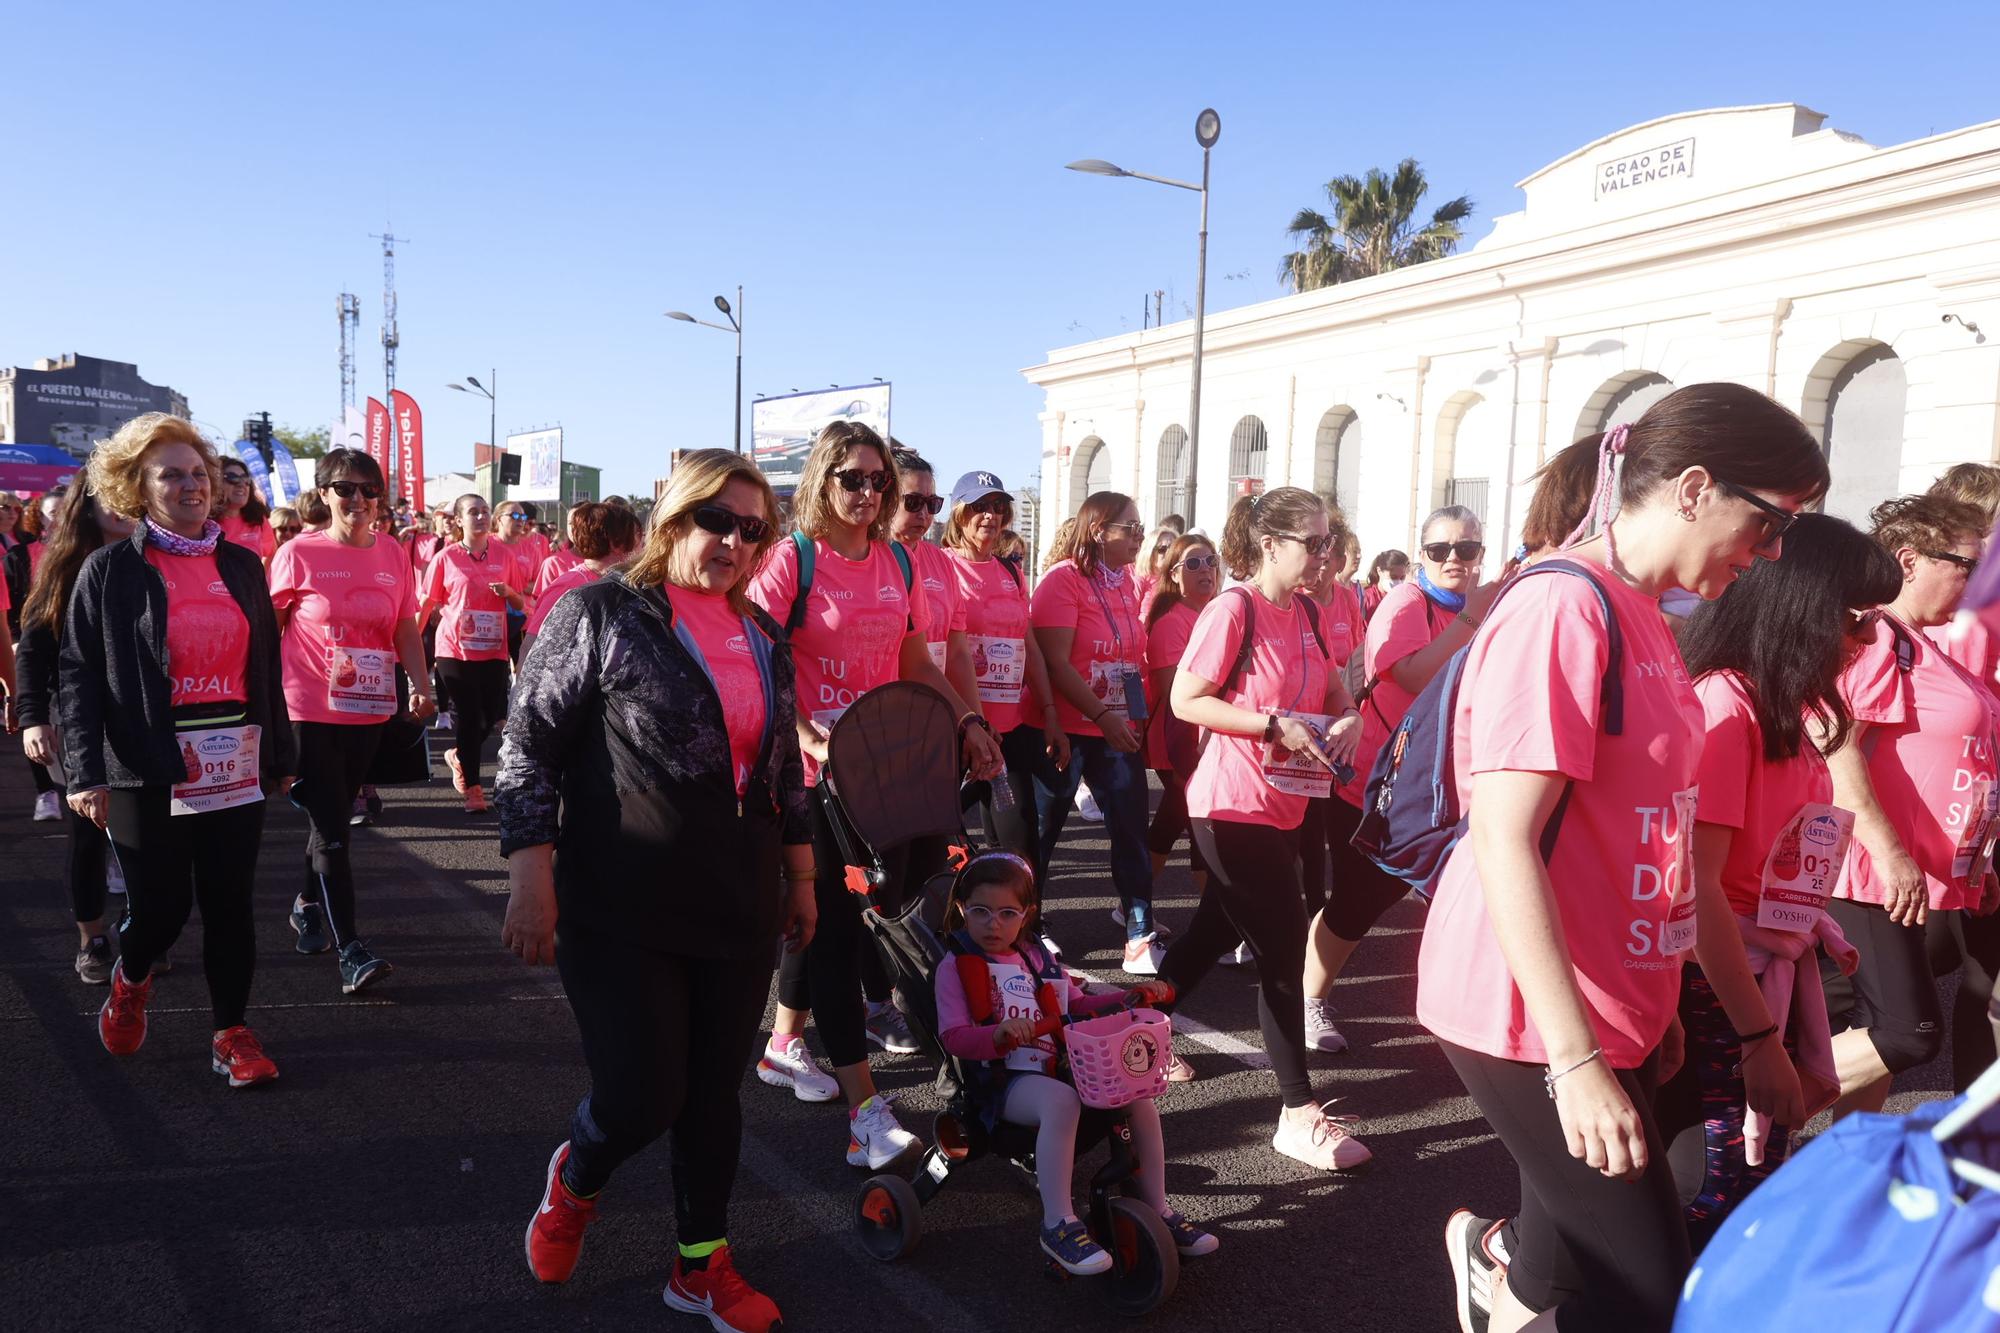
[1272,1102,1372,1171]
[756,1033,839,1102]
[211,1025,279,1087]
[1445,1209,1505,1333]
[845,1093,920,1169]
[75,935,113,985]
[465,785,488,814]
[98,961,152,1054]
[1304,997,1350,1054]
[1109,907,1173,941]
[1160,1209,1219,1257]
[150,953,173,976]
[864,1000,920,1054]
[1166,1052,1197,1084]
[1074,783,1104,822]
[349,795,373,827]
[431,708,454,731]
[1039,1217,1112,1275]
[1121,933,1166,976]
[445,747,467,793]
[525,1142,598,1283]
[339,940,394,994]
[365,789,384,820]
[664,1245,783,1333]
[33,790,61,821]
[290,894,331,955]
[1221,941,1256,966]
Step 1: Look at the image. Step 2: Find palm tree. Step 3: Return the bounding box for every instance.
[1279,159,1474,292]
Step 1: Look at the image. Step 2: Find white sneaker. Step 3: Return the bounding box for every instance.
[1221,941,1256,967]
[33,791,61,821]
[756,1034,838,1102]
[1273,1103,1373,1171]
[846,1094,920,1169]
[1122,933,1166,976]
[1110,907,1173,941]
[431,709,454,731]
[1304,997,1349,1054]
[1075,784,1104,822]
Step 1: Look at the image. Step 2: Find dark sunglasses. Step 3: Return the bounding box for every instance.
[900,493,945,516]
[220,473,251,486]
[327,480,384,501]
[1712,477,1798,552]
[1104,520,1148,539]
[1421,540,1485,563]
[691,504,772,544]
[1284,532,1338,558]
[1923,548,1981,573]
[275,524,303,535]
[832,468,890,494]
[1176,553,1219,571]
[1845,608,1881,639]
[965,495,1011,516]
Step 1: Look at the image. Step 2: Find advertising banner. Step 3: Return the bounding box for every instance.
[235,440,274,508]
[505,428,563,502]
[389,390,426,512]
[0,443,82,494]
[269,440,302,508]
[365,398,391,474]
[751,384,891,490]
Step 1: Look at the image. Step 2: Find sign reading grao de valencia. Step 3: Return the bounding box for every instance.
[1596,138,1695,199]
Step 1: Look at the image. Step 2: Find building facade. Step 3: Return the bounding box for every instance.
[0,354,188,459]
[1024,105,2000,573]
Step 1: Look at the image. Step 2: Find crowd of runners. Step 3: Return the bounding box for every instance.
[8,383,2000,1331]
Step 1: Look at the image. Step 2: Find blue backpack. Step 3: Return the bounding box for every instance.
[1348,560,1624,900]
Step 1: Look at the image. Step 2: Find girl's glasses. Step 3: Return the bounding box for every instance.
[964,905,1027,926]
[328,481,384,501]
[900,494,945,516]
[833,468,890,493]
[1176,553,1219,571]
[690,505,772,543]
[1421,540,1485,563]
[1285,532,1338,557]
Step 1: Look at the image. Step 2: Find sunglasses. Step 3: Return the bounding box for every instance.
[1104,520,1148,539]
[963,905,1028,926]
[832,468,890,494]
[1845,608,1881,639]
[501,510,530,520]
[1421,540,1485,563]
[1283,532,1338,557]
[275,525,303,535]
[1176,553,1219,571]
[327,480,384,501]
[1923,548,1981,573]
[1711,477,1798,552]
[691,504,772,544]
[221,474,251,487]
[900,493,945,516]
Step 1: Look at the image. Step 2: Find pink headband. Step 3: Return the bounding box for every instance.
[1560,423,1631,550]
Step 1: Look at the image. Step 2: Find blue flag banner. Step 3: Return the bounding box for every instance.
[269,440,302,508]
[234,440,274,507]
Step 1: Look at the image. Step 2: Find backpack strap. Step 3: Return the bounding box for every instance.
[1219,587,1258,696]
[998,554,1024,590]
[953,953,995,1023]
[784,531,816,634]
[890,539,916,632]
[1480,559,1626,736]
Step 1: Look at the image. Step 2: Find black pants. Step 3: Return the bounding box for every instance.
[557,927,772,1243]
[29,755,56,794]
[435,658,510,789]
[63,800,112,924]
[107,788,264,1030]
[1146,769,1210,879]
[1924,906,2000,1093]
[1821,897,1944,1076]
[1296,795,1336,919]
[423,620,450,711]
[1160,818,1313,1107]
[1441,1041,1687,1330]
[293,720,387,946]
[1317,796,1411,941]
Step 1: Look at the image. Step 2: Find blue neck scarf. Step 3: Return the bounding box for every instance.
[1416,564,1466,613]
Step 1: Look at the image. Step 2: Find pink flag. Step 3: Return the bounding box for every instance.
[365,397,391,475]
[389,390,425,512]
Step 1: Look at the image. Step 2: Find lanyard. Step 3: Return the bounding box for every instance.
[1086,569,1132,661]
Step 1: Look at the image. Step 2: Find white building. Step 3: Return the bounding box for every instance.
[1024,104,2000,571]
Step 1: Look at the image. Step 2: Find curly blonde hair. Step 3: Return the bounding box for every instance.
[790,421,899,543]
[628,448,780,616]
[87,414,221,521]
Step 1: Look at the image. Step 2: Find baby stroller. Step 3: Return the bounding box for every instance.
[818,682,1183,1317]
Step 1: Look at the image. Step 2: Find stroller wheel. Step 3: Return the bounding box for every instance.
[1099,1196,1179,1316]
[856,1174,923,1261]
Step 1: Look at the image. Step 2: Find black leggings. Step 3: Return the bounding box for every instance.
[65,801,112,924]
[293,721,387,946]
[435,657,510,789]
[1441,1041,1687,1330]
[29,755,56,794]
[1940,906,2000,1092]
[1160,818,1313,1107]
[1821,897,1943,1075]
[1146,769,1210,879]
[107,788,264,1030]
[557,926,772,1243]
[1317,796,1411,942]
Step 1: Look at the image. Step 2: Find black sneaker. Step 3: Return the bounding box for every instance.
[1445,1209,1502,1333]
[339,940,393,994]
[348,795,372,828]
[75,935,113,985]
[365,791,384,820]
[291,895,331,955]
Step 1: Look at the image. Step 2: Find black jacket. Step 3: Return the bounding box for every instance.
[56,527,295,790]
[3,538,33,636]
[15,619,57,730]
[496,573,809,958]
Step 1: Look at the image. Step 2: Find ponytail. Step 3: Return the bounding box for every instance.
[1220,486,1324,581]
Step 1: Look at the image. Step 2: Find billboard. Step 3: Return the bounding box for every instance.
[505,427,563,502]
[2,355,185,460]
[0,443,82,493]
[751,384,890,489]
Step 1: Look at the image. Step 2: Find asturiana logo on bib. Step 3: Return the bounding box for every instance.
[196,732,242,757]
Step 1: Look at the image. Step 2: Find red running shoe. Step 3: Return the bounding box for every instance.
[211,1026,279,1087]
[465,785,488,814]
[525,1143,599,1283]
[664,1245,783,1332]
[98,961,153,1055]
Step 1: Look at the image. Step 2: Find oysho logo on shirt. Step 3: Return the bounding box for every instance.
[318,569,353,580]
[823,588,854,602]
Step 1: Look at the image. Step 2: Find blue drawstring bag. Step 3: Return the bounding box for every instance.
[1676,1092,2000,1331]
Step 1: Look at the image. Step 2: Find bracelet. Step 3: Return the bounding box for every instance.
[786,868,818,883]
[1088,707,1107,723]
[1456,609,1481,629]
[1542,1048,1603,1098]
[1737,1022,1780,1048]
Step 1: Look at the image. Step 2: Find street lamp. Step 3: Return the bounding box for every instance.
[448,371,497,505]
[666,286,744,454]
[1067,107,1220,525]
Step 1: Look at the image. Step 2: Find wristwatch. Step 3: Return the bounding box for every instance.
[1263,713,1280,744]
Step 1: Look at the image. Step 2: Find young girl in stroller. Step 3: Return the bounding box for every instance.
[932,849,1220,1274]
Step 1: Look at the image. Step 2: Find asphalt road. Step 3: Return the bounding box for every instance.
[1,738,1957,1331]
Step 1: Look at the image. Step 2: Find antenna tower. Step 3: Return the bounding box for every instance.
[368,229,407,492]
[337,293,360,414]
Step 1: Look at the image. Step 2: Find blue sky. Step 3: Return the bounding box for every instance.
[6,1,1997,499]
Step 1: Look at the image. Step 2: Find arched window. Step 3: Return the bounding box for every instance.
[1574,372,1674,441]
[1155,425,1189,524]
[1434,391,1493,525]
[1313,407,1362,512]
[1820,344,1906,526]
[1069,435,1108,511]
[1227,416,1268,496]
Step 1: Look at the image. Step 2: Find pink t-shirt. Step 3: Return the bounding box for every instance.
[1180,589,1331,828]
[1693,670,1835,918]
[145,548,250,707]
[1029,560,1144,737]
[523,565,602,638]
[1341,581,1447,806]
[500,532,549,589]
[1143,599,1199,770]
[1930,604,2000,700]
[268,530,419,726]
[906,540,962,661]
[535,549,583,597]
[1416,561,1704,1069]
[1837,614,2000,913]
[1136,572,1161,623]
[1319,581,1365,670]
[421,542,514,662]
[219,513,275,563]
[747,536,926,786]
[948,549,1033,735]
[666,584,769,797]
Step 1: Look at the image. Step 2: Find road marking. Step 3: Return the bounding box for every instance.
[1070,966,1272,1069]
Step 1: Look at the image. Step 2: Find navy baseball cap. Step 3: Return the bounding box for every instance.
[949,470,1011,509]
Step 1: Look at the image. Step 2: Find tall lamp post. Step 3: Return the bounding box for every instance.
[448,371,497,505]
[666,287,744,454]
[1068,107,1220,524]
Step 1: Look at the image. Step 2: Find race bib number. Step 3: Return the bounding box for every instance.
[328,646,396,717]
[1662,787,1699,955]
[170,724,264,817]
[1263,711,1336,798]
[987,959,1061,1073]
[970,634,1025,705]
[1087,660,1134,721]
[460,609,504,652]
[1756,803,1855,933]
[1951,779,2000,886]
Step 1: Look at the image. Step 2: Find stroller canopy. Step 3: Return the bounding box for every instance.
[825,682,965,855]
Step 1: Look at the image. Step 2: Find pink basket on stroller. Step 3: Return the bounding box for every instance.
[1065,1008,1173,1110]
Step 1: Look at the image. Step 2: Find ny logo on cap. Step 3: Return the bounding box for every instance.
[977,473,1000,487]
